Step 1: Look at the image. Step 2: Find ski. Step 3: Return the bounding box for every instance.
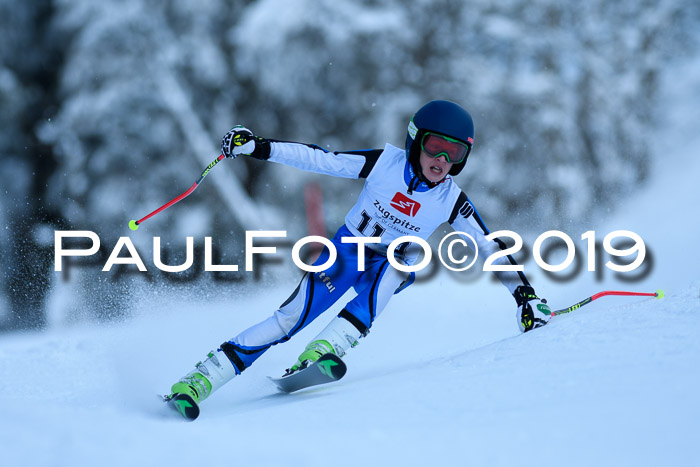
[162,393,200,421]
[268,353,347,393]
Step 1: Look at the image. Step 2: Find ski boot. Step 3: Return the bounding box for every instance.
[283,315,363,376]
[166,350,237,420]
[284,340,335,376]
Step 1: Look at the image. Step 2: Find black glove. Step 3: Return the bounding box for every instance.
[513,285,551,332]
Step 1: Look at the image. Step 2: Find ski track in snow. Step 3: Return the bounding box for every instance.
[2,66,700,467]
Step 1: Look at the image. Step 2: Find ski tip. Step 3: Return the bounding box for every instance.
[318,353,347,380]
[655,289,665,299]
[165,393,200,421]
[128,219,139,231]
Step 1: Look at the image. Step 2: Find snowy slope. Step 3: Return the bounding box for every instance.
[2,65,700,467]
[1,280,698,467]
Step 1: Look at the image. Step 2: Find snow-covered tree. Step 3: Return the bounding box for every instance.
[229,0,696,232]
[0,0,65,330]
[1,0,697,330]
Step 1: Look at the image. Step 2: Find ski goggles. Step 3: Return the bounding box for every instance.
[420,132,471,164]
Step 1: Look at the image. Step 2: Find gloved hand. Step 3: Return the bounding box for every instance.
[221,125,257,159]
[513,285,551,332]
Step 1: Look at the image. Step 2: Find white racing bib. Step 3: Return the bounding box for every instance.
[344,144,461,262]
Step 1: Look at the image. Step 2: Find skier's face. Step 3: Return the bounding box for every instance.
[419,150,454,183]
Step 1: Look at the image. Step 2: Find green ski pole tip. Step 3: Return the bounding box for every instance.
[655,289,664,299]
[128,220,139,231]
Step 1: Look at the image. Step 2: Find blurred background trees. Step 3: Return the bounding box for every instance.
[1,0,698,330]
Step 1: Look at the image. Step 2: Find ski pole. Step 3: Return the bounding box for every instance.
[128,154,225,231]
[551,289,664,316]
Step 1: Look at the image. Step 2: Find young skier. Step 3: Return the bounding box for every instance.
[166,100,551,418]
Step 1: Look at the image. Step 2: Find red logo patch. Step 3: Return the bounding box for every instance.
[390,192,421,217]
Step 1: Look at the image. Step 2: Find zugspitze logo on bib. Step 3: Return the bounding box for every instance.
[390,192,421,217]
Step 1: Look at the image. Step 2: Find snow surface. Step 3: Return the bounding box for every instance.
[2,63,699,467]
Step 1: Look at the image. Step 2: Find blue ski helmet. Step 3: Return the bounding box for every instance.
[405,100,475,177]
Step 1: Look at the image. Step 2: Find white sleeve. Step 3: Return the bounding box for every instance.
[268,142,378,179]
[449,194,531,295]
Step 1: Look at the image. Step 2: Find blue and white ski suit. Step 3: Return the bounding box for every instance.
[219,141,531,374]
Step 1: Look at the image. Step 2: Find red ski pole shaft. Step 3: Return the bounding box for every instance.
[128,154,225,231]
[551,289,664,316]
